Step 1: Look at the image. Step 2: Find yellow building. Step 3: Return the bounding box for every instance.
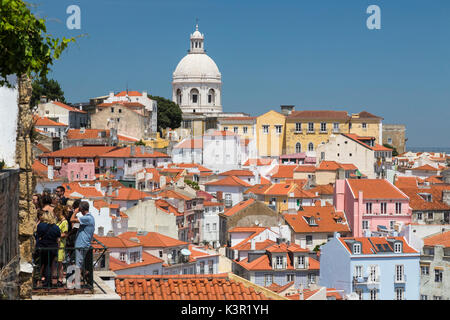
[285,110,350,155]
[256,110,286,157]
[348,111,383,144]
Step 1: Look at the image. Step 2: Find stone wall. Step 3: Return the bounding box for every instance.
[383,124,406,154]
[0,169,20,299]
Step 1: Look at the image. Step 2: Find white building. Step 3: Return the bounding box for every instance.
[203,130,244,173]
[37,100,88,128]
[205,175,251,208]
[172,138,203,164]
[172,24,222,114]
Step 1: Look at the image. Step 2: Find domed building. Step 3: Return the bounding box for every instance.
[172,24,222,114]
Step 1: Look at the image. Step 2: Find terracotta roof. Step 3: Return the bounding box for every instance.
[287,110,349,120]
[265,281,294,294]
[32,159,48,177]
[244,184,272,195]
[205,176,251,187]
[118,231,188,248]
[155,199,183,217]
[33,115,67,127]
[51,101,87,113]
[423,231,450,248]
[245,183,316,198]
[294,165,316,173]
[397,185,450,211]
[158,189,192,201]
[173,138,203,149]
[269,165,297,179]
[109,251,164,271]
[283,205,351,234]
[236,253,319,271]
[411,164,440,171]
[266,243,309,253]
[100,147,169,158]
[260,176,271,184]
[231,239,276,251]
[63,182,104,198]
[243,158,274,166]
[114,274,272,300]
[39,146,117,159]
[326,288,343,300]
[218,169,255,177]
[394,177,419,188]
[115,90,143,97]
[354,111,383,119]
[220,116,256,121]
[228,226,267,234]
[316,161,343,171]
[223,199,256,217]
[339,236,418,255]
[97,101,145,108]
[307,184,335,196]
[342,134,391,152]
[35,143,51,153]
[112,187,151,201]
[347,179,408,200]
[93,236,141,248]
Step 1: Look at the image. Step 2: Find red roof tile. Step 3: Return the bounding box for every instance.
[411,164,440,171]
[118,231,187,248]
[39,146,118,159]
[51,101,87,113]
[109,251,163,271]
[243,158,274,166]
[115,90,143,97]
[218,169,255,177]
[339,236,418,255]
[287,110,349,120]
[173,138,203,149]
[269,165,297,179]
[423,231,450,248]
[223,199,255,217]
[33,115,68,127]
[112,187,151,201]
[347,179,408,200]
[100,147,169,158]
[205,176,251,187]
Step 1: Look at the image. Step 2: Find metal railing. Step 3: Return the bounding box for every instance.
[32,238,107,292]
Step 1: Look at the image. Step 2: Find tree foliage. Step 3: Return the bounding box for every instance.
[30,76,66,107]
[0,0,75,87]
[148,95,182,133]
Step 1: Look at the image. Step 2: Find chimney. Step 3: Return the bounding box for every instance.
[250,238,256,250]
[280,105,295,116]
[95,181,101,192]
[40,95,48,104]
[47,165,54,180]
[109,91,114,99]
[142,91,147,97]
[216,191,223,201]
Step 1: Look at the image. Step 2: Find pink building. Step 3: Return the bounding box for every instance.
[59,162,95,181]
[334,179,411,237]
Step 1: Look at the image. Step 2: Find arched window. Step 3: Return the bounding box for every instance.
[308,142,314,151]
[295,142,301,153]
[190,89,199,105]
[176,89,182,105]
[208,89,215,104]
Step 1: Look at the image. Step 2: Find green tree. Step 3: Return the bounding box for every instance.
[383,143,398,157]
[0,0,75,299]
[135,139,146,146]
[30,76,66,108]
[148,95,182,133]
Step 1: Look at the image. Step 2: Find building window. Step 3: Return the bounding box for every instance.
[395,202,402,214]
[390,220,396,230]
[200,261,205,274]
[208,260,214,274]
[355,290,363,300]
[362,123,367,129]
[295,122,302,132]
[276,256,283,268]
[395,288,404,300]
[41,158,48,165]
[234,127,238,133]
[55,158,62,166]
[306,235,313,246]
[417,212,422,220]
[264,274,273,286]
[435,269,443,282]
[86,158,93,163]
[297,256,305,268]
[286,274,294,282]
[275,125,282,134]
[308,273,316,284]
[333,123,339,132]
[354,265,363,278]
[394,243,402,253]
[308,122,314,132]
[433,296,442,300]
[308,142,314,151]
[243,126,248,134]
[353,243,361,254]
[262,125,269,134]
[212,223,216,231]
[420,295,428,300]
[381,202,387,214]
[366,202,373,214]
[111,107,114,113]
[362,220,369,230]
[127,160,132,168]
[120,252,126,262]
[421,265,429,275]
[395,265,404,281]
[320,122,327,132]
[388,138,392,144]
[206,223,210,232]
[295,143,301,153]
[428,212,433,220]
[370,289,378,300]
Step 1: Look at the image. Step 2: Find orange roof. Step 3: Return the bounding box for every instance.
[394,177,419,188]
[265,281,294,294]
[260,176,271,184]
[158,189,192,201]
[236,253,319,271]
[94,236,141,248]
[283,205,351,234]
[114,274,272,300]
[63,182,104,198]
[33,115,67,127]
[155,199,183,217]
[51,101,87,113]
[294,165,316,173]
[326,288,343,300]
[32,159,48,177]
[423,231,450,248]
[112,187,151,201]
[397,186,450,211]
[342,134,391,152]
[66,129,138,142]
[269,165,297,179]
[205,176,251,187]
[339,236,418,255]
[118,232,187,248]
[316,161,342,171]
[231,239,276,251]
[243,158,274,166]
[39,146,117,159]
[223,199,255,217]
[245,182,316,198]
[266,243,309,253]
[218,169,254,177]
[97,101,145,108]
[115,90,142,97]
[35,143,51,153]
[100,147,169,158]
[347,179,408,200]
[307,184,335,196]
[411,164,440,171]
[173,139,203,149]
[109,251,164,271]
[228,226,267,234]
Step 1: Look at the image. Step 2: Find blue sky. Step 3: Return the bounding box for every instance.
[33,0,450,148]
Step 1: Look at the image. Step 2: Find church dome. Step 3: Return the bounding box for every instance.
[173,53,221,79]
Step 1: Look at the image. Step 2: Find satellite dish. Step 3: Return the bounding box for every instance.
[181,248,191,256]
[167,253,172,259]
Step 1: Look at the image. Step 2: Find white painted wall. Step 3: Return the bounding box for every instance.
[0,85,18,167]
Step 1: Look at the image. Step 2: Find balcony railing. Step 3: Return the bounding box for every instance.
[394,275,407,283]
[353,276,380,285]
[32,238,107,292]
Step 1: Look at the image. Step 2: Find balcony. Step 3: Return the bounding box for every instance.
[394,275,407,283]
[32,238,107,294]
[294,262,309,270]
[224,200,233,208]
[353,276,380,286]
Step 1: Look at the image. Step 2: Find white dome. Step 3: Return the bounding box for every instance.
[173,53,221,79]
